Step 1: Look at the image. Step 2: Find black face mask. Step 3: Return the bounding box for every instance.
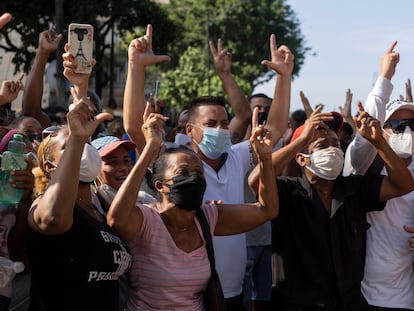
[163,172,206,211]
[257,111,268,125]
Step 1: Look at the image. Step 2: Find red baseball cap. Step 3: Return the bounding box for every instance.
[91,136,136,157]
[291,112,344,143]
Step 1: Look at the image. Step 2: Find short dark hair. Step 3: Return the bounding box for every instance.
[187,96,226,123]
[248,93,272,102]
[291,109,307,125]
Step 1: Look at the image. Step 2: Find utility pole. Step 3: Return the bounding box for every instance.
[55,0,65,107]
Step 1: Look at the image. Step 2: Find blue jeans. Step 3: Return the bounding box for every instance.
[244,245,272,309]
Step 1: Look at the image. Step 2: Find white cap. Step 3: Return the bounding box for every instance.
[385,98,414,123]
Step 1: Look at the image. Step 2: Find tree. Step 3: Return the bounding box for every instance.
[158,0,311,112]
[0,0,177,100]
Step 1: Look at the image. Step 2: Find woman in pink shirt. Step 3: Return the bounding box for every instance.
[106,102,278,310]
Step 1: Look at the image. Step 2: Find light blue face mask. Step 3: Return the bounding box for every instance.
[195,126,231,160]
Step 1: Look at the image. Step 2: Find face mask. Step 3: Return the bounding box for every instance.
[302,146,344,180]
[194,126,231,160]
[387,127,414,159]
[162,172,206,211]
[79,143,102,182]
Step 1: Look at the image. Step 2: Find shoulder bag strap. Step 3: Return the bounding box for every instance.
[196,208,216,271]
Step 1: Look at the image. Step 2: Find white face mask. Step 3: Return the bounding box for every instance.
[387,127,414,159]
[79,143,102,182]
[302,146,344,180]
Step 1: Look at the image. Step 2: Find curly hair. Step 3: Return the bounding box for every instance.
[33,130,60,196]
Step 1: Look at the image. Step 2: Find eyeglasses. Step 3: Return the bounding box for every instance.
[384,118,414,133]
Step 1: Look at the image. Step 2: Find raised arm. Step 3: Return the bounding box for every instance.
[209,39,251,144]
[22,26,62,128]
[343,41,399,176]
[28,98,111,235]
[353,102,414,201]
[261,34,294,147]
[123,24,170,154]
[214,107,277,235]
[248,106,333,192]
[28,51,112,234]
[107,105,166,241]
[0,76,24,106]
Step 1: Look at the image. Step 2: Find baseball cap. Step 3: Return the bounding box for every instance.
[291,112,344,143]
[384,98,414,123]
[91,136,136,157]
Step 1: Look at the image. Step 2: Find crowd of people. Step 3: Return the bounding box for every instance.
[0,10,414,311]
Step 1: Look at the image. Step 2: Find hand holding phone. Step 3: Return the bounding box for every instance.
[68,23,94,74]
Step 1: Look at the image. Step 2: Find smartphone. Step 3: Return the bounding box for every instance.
[68,23,94,74]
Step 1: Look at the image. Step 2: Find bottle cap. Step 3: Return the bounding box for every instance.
[12,134,23,142]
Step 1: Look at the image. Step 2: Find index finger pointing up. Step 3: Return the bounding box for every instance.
[269,34,278,54]
[386,40,398,54]
[357,100,365,113]
[146,24,153,44]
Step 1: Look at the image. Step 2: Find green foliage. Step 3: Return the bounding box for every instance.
[160,0,311,112]
[0,0,310,114]
[0,0,177,95]
[158,45,252,113]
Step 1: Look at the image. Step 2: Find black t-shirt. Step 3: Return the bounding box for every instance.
[27,205,131,311]
[273,174,385,308]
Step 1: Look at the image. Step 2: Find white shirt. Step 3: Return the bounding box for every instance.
[202,140,254,298]
[343,76,414,309]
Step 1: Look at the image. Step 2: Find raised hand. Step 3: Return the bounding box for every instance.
[128,24,171,66]
[299,90,313,117]
[38,23,62,54]
[339,88,353,119]
[141,103,167,147]
[250,107,272,160]
[209,38,232,75]
[0,74,24,105]
[298,105,333,143]
[66,88,112,143]
[380,40,399,80]
[63,43,95,96]
[261,34,294,76]
[353,101,382,142]
[400,79,413,102]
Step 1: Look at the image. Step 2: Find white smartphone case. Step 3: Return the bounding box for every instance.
[68,23,94,74]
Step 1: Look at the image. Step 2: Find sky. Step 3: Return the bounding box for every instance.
[253,0,414,114]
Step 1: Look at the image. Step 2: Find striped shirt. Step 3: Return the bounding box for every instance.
[126,203,218,311]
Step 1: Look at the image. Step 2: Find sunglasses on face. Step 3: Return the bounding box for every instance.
[27,134,42,142]
[384,118,414,133]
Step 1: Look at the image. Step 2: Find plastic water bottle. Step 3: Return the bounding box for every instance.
[0,134,27,205]
[0,256,24,288]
